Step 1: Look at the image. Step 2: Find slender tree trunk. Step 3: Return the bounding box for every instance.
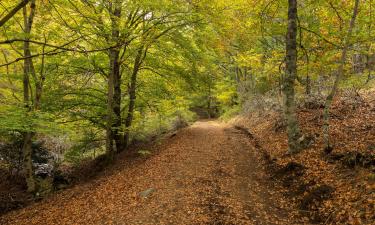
[106,51,115,160]
[22,132,34,192]
[235,67,240,84]
[366,65,372,84]
[306,72,311,95]
[207,79,212,118]
[112,49,123,152]
[123,47,143,149]
[33,62,43,109]
[303,50,311,95]
[283,0,302,154]
[22,0,36,193]
[323,0,360,151]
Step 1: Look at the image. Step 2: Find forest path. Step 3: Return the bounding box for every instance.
[0,121,298,225]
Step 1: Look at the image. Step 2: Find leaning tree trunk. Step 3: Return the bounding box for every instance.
[22,0,36,193]
[123,47,143,149]
[323,0,360,152]
[283,0,302,154]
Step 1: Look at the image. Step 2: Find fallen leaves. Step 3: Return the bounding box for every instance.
[232,90,375,224]
[0,121,298,225]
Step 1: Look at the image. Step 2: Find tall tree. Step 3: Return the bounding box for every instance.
[22,0,36,193]
[105,0,123,160]
[283,0,302,154]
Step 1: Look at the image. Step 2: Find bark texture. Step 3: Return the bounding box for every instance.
[106,0,122,159]
[22,0,36,193]
[123,47,144,149]
[283,0,301,154]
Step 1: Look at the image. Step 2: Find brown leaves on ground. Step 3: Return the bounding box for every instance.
[232,90,375,224]
[1,121,301,225]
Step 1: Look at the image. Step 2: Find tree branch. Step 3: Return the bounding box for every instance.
[0,0,31,28]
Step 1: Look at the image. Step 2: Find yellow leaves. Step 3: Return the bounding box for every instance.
[235,51,262,69]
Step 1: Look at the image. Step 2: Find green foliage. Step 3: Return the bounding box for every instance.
[130,98,196,143]
[64,129,104,165]
[0,105,58,134]
[214,77,238,107]
[137,149,152,156]
[0,0,374,170]
[341,74,372,90]
[219,105,241,121]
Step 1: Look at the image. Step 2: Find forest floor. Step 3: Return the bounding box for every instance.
[0,120,304,225]
[232,90,375,225]
[1,91,374,225]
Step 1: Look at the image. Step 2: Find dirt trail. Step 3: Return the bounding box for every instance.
[0,121,300,225]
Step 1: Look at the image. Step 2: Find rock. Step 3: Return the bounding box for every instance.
[139,188,155,198]
[34,163,54,178]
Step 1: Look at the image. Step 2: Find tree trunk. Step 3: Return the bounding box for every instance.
[283,0,302,154]
[207,80,212,118]
[323,0,360,151]
[22,0,36,193]
[123,47,143,149]
[112,49,123,152]
[105,0,122,159]
[106,51,116,160]
[306,72,311,95]
[22,132,35,192]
